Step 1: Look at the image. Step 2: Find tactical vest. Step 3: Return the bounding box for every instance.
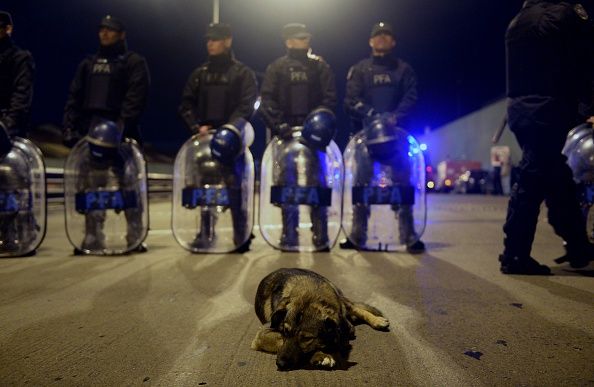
[363,63,402,113]
[285,60,312,119]
[198,66,232,125]
[83,53,130,113]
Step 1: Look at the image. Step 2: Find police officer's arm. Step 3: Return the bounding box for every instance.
[259,61,285,133]
[392,65,418,125]
[178,69,201,133]
[0,51,34,136]
[63,59,88,143]
[318,60,337,111]
[228,66,258,123]
[344,64,374,120]
[119,56,150,131]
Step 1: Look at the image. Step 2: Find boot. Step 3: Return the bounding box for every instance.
[499,254,551,275]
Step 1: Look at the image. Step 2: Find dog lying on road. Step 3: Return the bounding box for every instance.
[251,268,389,370]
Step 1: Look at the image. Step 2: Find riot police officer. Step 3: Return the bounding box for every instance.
[178,23,257,251]
[501,1,594,274]
[343,22,425,253]
[0,11,34,140]
[260,23,337,250]
[63,15,150,146]
[63,15,150,253]
[0,11,38,256]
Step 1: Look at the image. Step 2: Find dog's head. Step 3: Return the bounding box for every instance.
[270,298,352,370]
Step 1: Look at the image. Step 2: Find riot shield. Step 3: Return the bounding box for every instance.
[0,138,46,257]
[172,133,254,253]
[563,123,594,242]
[259,128,343,252]
[64,138,148,255]
[342,128,426,251]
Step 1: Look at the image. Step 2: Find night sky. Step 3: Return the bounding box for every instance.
[5,0,522,157]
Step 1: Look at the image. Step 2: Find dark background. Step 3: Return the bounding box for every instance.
[4,0,522,158]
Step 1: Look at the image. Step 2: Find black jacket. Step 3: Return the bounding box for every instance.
[63,41,150,142]
[506,0,594,131]
[178,53,257,132]
[344,55,417,131]
[260,49,336,131]
[0,37,34,137]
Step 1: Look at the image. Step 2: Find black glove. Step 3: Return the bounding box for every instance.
[275,122,292,138]
[63,127,81,148]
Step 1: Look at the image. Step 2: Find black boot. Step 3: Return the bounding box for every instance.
[499,254,551,275]
[554,242,594,269]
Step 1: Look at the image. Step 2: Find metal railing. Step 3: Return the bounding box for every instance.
[46,167,173,203]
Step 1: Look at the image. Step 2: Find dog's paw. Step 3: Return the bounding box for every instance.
[371,316,390,330]
[310,352,336,368]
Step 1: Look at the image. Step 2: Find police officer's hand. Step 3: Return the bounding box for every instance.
[276,123,291,138]
[63,128,80,148]
[381,112,398,127]
[198,125,212,136]
[587,116,594,127]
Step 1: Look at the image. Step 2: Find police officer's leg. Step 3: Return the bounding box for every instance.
[546,157,594,268]
[82,210,107,250]
[309,150,328,248]
[227,163,249,250]
[124,206,145,250]
[345,144,371,248]
[501,136,550,274]
[277,150,299,247]
[0,213,19,251]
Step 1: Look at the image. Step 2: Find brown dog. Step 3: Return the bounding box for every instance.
[251,268,389,370]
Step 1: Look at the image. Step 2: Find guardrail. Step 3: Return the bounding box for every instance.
[46,167,173,203]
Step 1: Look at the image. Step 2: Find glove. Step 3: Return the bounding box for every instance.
[275,122,292,138]
[63,127,81,148]
[380,112,398,127]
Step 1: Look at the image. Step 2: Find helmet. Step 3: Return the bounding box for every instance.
[0,123,12,160]
[210,119,245,164]
[86,120,122,161]
[302,108,336,149]
[364,117,405,161]
[567,132,594,182]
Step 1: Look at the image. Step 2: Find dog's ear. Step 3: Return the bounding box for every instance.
[270,308,288,330]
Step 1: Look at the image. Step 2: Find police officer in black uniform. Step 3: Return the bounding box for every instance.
[501,1,594,274]
[343,22,425,253]
[0,11,34,141]
[0,11,37,255]
[63,15,150,146]
[260,23,337,249]
[178,23,257,251]
[63,15,150,253]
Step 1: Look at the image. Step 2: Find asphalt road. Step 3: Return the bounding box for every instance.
[1,194,593,386]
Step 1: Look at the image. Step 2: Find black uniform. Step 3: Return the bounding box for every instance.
[502,0,594,271]
[260,48,337,249]
[344,54,421,250]
[345,55,417,132]
[0,36,34,136]
[63,40,150,144]
[0,36,37,256]
[178,52,257,249]
[260,49,336,133]
[179,52,257,132]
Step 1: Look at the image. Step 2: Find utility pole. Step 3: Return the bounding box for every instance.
[213,0,220,22]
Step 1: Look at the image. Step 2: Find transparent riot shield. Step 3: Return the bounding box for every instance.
[563,123,594,242]
[64,138,148,255]
[342,129,426,251]
[259,128,343,252]
[0,138,46,257]
[172,133,254,253]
